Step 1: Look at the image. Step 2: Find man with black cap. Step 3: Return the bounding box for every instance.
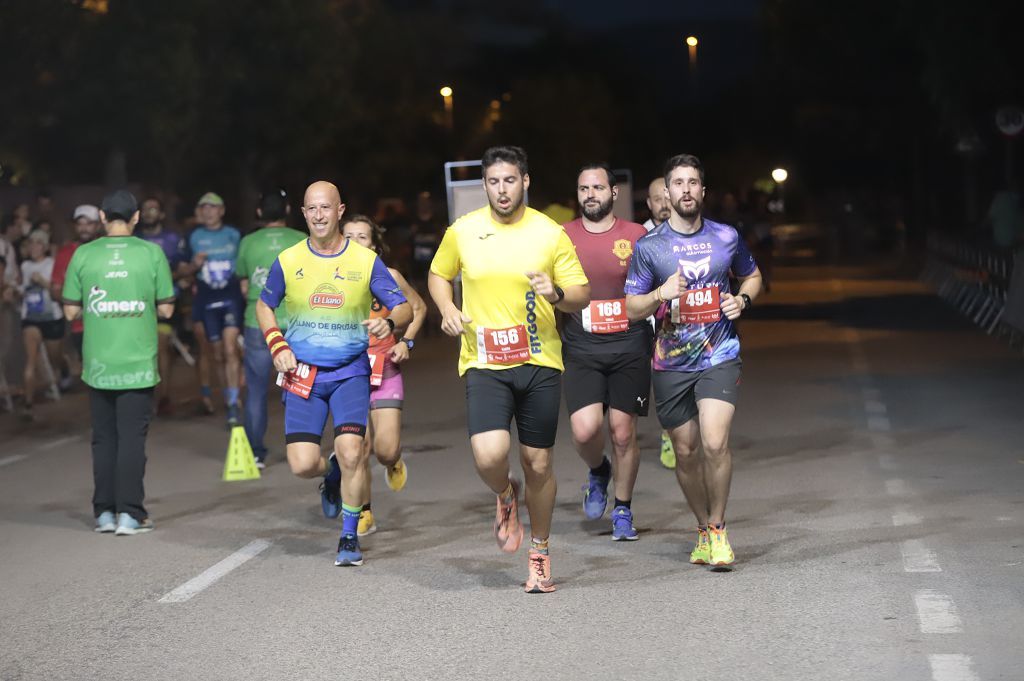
[62,190,175,535]
[236,188,306,467]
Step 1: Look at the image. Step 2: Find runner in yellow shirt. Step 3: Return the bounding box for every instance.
[429,145,590,593]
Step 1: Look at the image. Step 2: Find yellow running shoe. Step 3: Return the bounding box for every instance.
[385,460,407,491]
[708,525,735,567]
[659,432,676,469]
[357,509,377,537]
[690,527,711,564]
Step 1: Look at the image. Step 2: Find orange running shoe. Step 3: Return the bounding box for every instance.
[494,478,524,553]
[524,549,555,593]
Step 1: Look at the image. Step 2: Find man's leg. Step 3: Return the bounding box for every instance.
[669,418,707,525]
[328,376,372,566]
[221,324,242,425]
[696,399,736,526]
[242,326,272,462]
[114,387,154,522]
[470,429,513,494]
[519,444,556,541]
[569,403,606,469]
[88,387,118,522]
[607,408,640,505]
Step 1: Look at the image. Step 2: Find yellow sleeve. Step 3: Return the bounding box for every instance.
[429,226,460,280]
[551,229,588,288]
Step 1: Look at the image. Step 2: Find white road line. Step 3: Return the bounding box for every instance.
[158,540,272,603]
[863,399,887,414]
[901,540,942,572]
[38,435,80,450]
[885,479,907,496]
[861,386,881,401]
[878,453,897,470]
[892,510,922,527]
[0,454,29,468]
[928,654,979,681]
[914,591,963,633]
[867,415,892,432]
[871,432,895,450]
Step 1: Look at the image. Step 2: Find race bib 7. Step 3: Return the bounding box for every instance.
[276,361,317,399]
[476,325,530,365]
[671,286,721,324]
[581,298,628,334]
[368,351,385,387]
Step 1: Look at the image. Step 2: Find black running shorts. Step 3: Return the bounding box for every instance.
[465,365,561,449]
[651,359,742,430]
[563,352,651,417]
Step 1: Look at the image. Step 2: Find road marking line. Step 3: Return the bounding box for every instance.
[892,510,922,527]
[901,540,942,572]
[928,654,979,681]
[158,540,271,603]
[914,591,963,633]
[885,479,907,496]
[878,453,897,470]
[0,454,29,468]
[861,387,881,401]
[868,415,891,432]
[38,435,79,450]
[871,432,895,450]
[863,399,887,414]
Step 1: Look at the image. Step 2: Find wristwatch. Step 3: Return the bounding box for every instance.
[739,293,752,310]
[400,337,414,350]
[552,285,565,304]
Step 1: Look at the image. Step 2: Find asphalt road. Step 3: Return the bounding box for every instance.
[1,265,1021,681]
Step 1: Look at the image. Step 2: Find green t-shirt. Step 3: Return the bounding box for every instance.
[236,226,307,328]
[62,236,175,390]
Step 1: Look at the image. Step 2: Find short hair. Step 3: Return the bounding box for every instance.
[141,196,163,209]
[341,214,389,258]
[663,154,705,186]
[482,145,529,177]
[577,163,617,187]
[259,188,288,222]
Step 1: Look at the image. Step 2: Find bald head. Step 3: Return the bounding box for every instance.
[302,180,346,242]
[647,177,671,224]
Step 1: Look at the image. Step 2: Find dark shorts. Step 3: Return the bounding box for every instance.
[192,296,242,342]
[283,374,370,445]
[563,352,651,416]
[22,318,66,341]
[465,365,561,449]
[652,359,742,430]
[72,331,84,356]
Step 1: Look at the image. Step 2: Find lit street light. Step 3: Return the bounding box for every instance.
[686,36,698,47]
[686,36,698,97]
[440,86,453,131]
[771,168,789,183]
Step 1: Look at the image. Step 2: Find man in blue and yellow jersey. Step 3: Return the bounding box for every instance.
[429,146,590,593]
[256,181,410,567]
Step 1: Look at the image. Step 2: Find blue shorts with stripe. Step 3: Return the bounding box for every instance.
[283,375,369,444]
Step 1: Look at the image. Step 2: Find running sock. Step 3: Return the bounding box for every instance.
[614,498,631,510]
[697,524,709,532]
[224,387,239,406]
[590,457,611,479]
[530,537,550,555]
[341,504,361,536]
[324,454,341,483]
[499,481,514,503]
[362,502,372,512]
[200,385,212,398]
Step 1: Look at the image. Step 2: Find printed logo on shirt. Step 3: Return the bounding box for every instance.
[333,267,346,281]
[87,286,147,317]
[308,283,345,309]
[104,271,129,279]
[251,265,270,290]
[295,268,304,279]
[680,256,711,281]
[612,239,633,262]
[524,290,542,354]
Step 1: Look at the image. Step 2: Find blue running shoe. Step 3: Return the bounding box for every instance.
[320,455,341,519]
[334,533,363,566]
[611,506,639,541]
[94,511,116,533]
[582,472,610,520]
[114,513,153,536]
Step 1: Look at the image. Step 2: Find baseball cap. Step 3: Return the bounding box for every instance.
[27,229,50,246]
[101,190,139,222]
[197,192,225,207]
[73,204,100,222]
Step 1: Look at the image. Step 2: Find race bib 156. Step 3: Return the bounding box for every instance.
[476,325,530,365]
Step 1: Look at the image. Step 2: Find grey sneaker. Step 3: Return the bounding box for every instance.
[94,511,117,533]
[114,513,154,536]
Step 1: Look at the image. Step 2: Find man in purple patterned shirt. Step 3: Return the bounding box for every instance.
[625,154,762,568]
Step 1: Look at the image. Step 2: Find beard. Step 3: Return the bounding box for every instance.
[491,192,523,218]
[672,195,702,219]
[581,196,614,222]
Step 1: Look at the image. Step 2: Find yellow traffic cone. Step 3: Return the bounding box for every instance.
[223,426,261,481]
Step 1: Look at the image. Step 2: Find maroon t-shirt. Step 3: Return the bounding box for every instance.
[562,217,651,355]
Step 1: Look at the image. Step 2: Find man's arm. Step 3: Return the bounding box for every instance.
[256,298,297,373]
[428,271,472,336]
[719,268,762,320]
[63,303,81,322]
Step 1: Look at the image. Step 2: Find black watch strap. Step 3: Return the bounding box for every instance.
[739,293,752,310]
[553,285,565,304]
[385,317,396,331]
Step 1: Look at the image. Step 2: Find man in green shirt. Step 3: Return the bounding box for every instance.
[62,190,175,536]
[236,189,306,467]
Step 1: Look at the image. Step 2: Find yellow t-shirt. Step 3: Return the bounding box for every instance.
[430,206,588,375]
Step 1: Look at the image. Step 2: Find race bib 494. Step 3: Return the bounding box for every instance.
[671,287,721,324]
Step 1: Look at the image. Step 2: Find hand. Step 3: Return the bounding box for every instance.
[192,253,207,269]
[362,317,392,339]
[389,342,409,364]
[720,292,743,320]
[273,348,298,373]
[30,272,45,286]
[525,270,556,302]
[440,303,472,336]
[658,266,685,301]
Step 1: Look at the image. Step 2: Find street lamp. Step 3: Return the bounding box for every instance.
[440,86,453,131]
[771,168,788,183]
[686,36,698,97]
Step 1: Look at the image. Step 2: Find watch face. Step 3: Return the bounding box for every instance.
[403,339,414,349]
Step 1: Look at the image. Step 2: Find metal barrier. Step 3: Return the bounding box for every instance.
[921,233,1019,339]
